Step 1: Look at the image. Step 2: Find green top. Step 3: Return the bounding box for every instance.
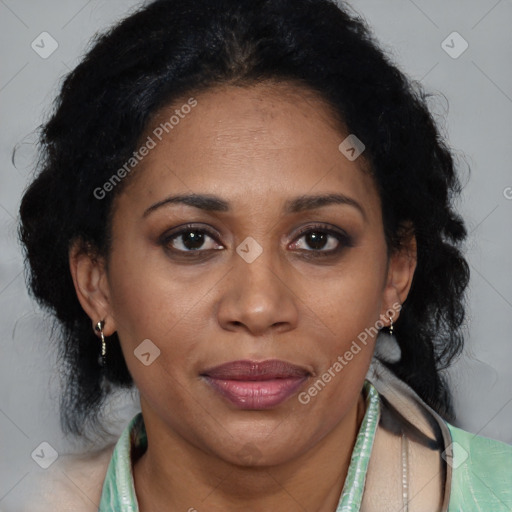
[446,423,512,510]
[98,380,512,511]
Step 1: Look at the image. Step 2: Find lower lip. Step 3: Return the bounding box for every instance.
[203,376,308,409]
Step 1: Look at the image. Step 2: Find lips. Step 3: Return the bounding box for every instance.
[201,359,311,409]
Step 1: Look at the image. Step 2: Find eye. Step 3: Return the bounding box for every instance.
[160,224,224,254]
[290,224,353,256]
[160,223,352,259]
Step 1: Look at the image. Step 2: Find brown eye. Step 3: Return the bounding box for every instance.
[298,231,336,251]
[290,224,353,256]
[161,224,224,254]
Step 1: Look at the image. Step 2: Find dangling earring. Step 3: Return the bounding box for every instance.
[388,315,394,336]
[95,320,106,367]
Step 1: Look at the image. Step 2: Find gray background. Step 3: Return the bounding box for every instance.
[1,0,511,508]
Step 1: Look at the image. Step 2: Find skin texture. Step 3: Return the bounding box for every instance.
[69,82,416,511]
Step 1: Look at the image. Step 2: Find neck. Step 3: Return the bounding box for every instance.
[134,392,366,512]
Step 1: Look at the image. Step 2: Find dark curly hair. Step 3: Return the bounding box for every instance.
[19,0,470,436]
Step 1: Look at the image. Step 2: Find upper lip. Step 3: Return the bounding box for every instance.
[201,359,311,381]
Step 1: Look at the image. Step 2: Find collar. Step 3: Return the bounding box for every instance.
[98,412,144,511]
[365,358,452,510]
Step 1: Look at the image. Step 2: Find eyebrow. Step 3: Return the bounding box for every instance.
[143,192,366,219]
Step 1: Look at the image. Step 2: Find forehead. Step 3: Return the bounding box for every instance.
[117,82,380,219]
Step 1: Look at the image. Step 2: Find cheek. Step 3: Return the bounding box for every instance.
[295,271,383,425]
[308,248,388,340]
[296,244,388,404]
[105,241,215,382]
[106,233,196,337]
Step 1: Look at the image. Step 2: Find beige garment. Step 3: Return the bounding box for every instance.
[362,360,450,511]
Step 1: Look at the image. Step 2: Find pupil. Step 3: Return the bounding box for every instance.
[183,231,204,250]
[307,231,326,250]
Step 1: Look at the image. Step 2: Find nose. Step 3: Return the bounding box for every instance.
[216,246,299,337]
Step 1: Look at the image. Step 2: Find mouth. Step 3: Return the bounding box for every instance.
[200,359,311,410]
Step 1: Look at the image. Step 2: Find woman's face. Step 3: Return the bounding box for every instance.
[74,82,415,466]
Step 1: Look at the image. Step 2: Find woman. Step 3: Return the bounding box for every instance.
[18,0,511,510]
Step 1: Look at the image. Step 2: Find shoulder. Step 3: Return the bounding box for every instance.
[366,358,512,511]
[445,422,512,510]
[21,444,114,512]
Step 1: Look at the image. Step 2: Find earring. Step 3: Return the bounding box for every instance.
[388,315,394,336]
[95,320,106,367]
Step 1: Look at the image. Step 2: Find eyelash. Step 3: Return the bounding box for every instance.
[160,223,353,259]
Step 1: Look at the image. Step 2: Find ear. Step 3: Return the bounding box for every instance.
[68,240,117,336]
[381,225,417,324]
